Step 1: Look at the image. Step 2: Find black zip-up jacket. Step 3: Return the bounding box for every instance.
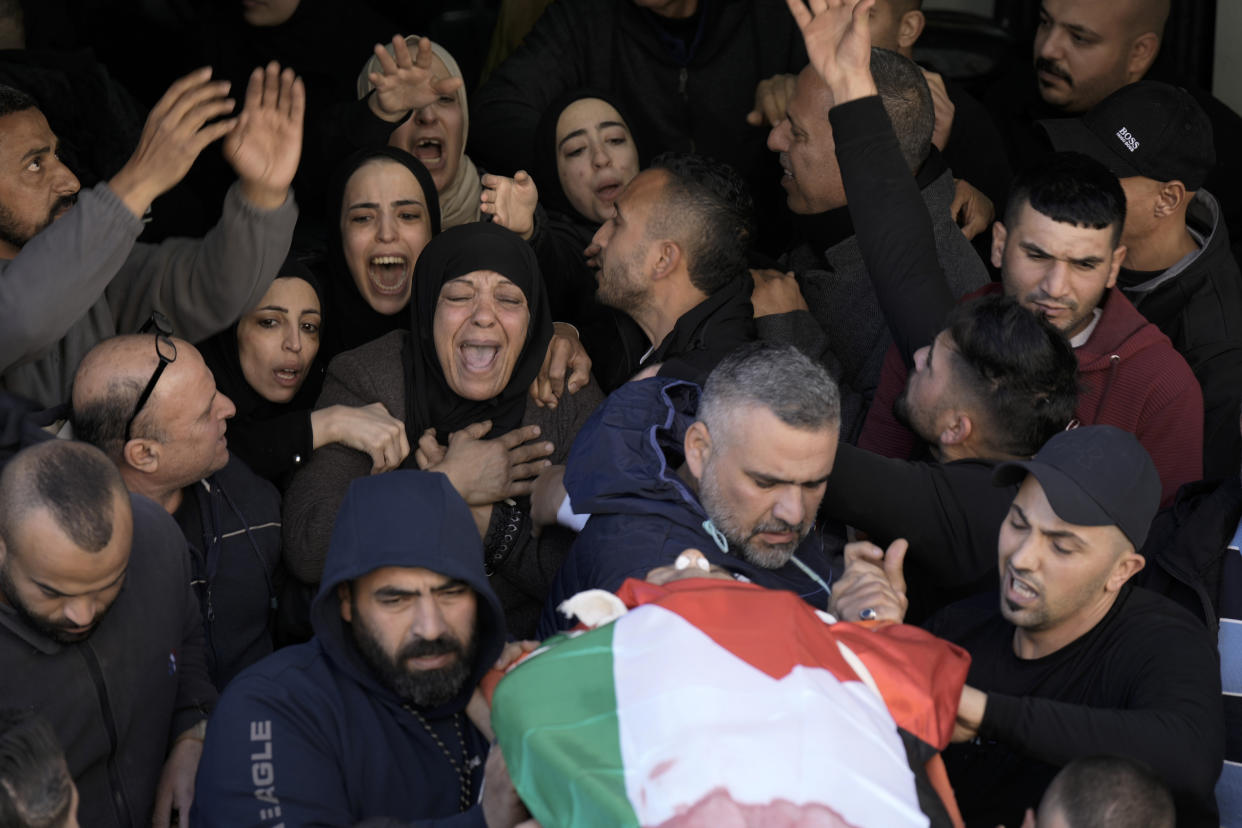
[0,493,216,828]
[173,454,282,690]
[1118,191,1242,479]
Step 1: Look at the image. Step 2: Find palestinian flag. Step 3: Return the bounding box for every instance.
[491,578,971,828]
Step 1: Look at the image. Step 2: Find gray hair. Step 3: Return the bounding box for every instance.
[698,342,840,443]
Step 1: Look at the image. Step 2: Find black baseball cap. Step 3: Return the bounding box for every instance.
[1040,81,1214,191]
[992,425,1161,550]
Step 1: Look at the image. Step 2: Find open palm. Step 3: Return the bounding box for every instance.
[784,0,875,95]
[224,61,305,206]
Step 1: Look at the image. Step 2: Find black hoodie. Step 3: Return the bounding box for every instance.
[192,471,505,826]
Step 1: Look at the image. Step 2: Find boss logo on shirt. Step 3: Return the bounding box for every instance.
[1116,127,1140,152]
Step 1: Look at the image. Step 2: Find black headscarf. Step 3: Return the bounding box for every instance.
[401,223,554,447]
[317,146,442,362]
[200,256,327,419]
[532,89,645,223]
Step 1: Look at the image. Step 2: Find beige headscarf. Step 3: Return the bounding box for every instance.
[357,36,482,229]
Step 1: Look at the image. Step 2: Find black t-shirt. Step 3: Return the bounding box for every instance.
[925,586,1223,828]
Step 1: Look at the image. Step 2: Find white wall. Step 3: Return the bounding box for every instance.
[1215,2,1242,113]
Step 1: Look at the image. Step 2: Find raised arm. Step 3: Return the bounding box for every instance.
[787,0,954,365]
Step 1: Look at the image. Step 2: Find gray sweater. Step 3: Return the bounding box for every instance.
[758,169,988,442]
[0,181,297,406]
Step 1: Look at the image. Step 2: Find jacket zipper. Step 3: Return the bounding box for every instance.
[81,644,135,827]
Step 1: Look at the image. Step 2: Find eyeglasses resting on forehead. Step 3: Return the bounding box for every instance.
[123,312,177,443]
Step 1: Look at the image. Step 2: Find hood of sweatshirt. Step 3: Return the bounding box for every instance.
[310,470,505,717]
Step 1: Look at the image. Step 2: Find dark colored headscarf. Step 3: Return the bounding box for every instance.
[532,88,644,223]
[401,223,554,447]
[317,146,442,361]
[199,255,327,419]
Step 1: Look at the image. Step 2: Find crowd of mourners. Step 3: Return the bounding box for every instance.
[0,0,1239,824]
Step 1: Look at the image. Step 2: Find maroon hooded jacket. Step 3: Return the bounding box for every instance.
[859,283,1203,507]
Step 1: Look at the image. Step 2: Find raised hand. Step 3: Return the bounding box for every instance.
[367,35,463,121]
[480,172,539,240]
[784,0,878,104]
[109,67,238,219]
[223,61,306,209]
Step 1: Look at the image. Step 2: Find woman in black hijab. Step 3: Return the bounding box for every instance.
[485,89,649,390]
[283,223,603,636]
[199,255,408,487]
[315,146,443,362]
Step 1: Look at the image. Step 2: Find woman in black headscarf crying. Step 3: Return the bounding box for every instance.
[282,222,605,637]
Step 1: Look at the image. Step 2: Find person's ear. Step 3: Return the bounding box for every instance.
[684,421,713,480]
[651,240,681,281]
[122,438,160,475]
[1106,243,1126,289]
[1154,180,1189,218]
[990,221,1008,269]
[1126,32,1160,81]
[897,9,925,50]
[1107,551,1145,592]
[338,582,353,622]
[939,411,973,447]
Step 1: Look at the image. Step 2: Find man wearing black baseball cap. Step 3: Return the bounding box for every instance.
[924,425,1223,828]
[1042,82,1242,478]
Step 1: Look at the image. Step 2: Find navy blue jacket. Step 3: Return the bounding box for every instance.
[192,471,506,827]
[540,378,833,637]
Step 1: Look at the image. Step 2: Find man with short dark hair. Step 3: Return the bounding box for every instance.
[0,440,216,828]
[0,61,303,407]
[192,471,527,826]
[542,342,839,634]
[857,146,1202,506]
[0,708,78,828]
[821,294,1080,621]
[926,425,1223,827]
[1041,81,1242,478]
[758,46,988,441]
[587,152,756,384]
[1033,755,1175,828]
[72,335,281,690]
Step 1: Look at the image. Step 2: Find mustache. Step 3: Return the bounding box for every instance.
[749,518,806,538]
[1034,57,1072,86]
[50,193,78,218]
[397,635,464,661]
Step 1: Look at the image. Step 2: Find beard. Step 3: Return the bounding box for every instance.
[0,193,78,251]
[892,386,936,446]
[697,461,808,569]
[0,560,102,644]
[350,605,477,708]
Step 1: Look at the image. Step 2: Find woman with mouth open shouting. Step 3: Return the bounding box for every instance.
[284,222,604,637]
[198,256,409,487]
[356,35,483,231]
[483,90,650,391]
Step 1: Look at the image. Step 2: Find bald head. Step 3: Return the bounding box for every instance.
[72,335,175,459]
[1034,0,1167,113]
[0,440,127,554]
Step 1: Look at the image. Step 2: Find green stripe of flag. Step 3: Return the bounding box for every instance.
[492,628,639,827]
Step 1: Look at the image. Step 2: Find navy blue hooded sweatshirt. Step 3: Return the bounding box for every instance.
[191,471,506,827]
[540,377,834,637]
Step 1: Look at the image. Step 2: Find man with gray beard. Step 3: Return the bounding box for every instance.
[540,342,840,636]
